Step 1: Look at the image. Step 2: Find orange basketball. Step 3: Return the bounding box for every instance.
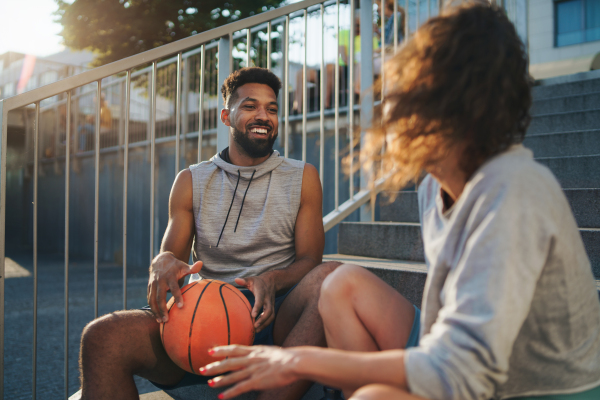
[160,279,255,374]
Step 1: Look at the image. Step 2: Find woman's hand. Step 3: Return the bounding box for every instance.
[200,345,301,399]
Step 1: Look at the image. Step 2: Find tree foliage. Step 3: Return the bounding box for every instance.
[55,0,286,66]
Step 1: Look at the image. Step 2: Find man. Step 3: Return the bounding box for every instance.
[78,67,337,400]
[199,3,600,400]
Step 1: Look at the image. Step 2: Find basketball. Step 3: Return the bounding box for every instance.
[160,279,255,374]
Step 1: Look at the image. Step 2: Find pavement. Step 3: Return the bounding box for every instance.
[3,252,158,399]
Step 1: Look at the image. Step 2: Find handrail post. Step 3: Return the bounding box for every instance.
[0,100,6,400]
[360,0,374,221]
[217,37,231,153]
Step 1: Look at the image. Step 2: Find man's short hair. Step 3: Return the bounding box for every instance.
[221,67,282,108]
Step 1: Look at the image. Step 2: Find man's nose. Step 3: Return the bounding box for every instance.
[254,106,268,121]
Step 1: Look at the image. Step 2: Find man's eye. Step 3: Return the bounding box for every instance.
[269,108,278,113]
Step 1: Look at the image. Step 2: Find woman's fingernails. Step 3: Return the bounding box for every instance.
[199,367,206,374]
[218,394,224,400]
[208,380,214,387]
[208,349,215,355]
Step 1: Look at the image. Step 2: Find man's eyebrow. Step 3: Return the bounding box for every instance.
[240,97,257,103]
[268,101,279,107]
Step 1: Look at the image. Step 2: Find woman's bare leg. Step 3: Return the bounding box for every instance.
[350,384,428,400]
[318,263,416,352]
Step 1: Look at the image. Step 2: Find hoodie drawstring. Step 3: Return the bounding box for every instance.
[216,169,256,246]
[234,170,256,232]
[216,170,241,247]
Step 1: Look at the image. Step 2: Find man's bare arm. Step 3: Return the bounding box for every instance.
[235,164,325,331]
[147,169,202,323]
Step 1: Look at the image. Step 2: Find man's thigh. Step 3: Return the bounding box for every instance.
[111,309,187,386]
[272,262,340,345]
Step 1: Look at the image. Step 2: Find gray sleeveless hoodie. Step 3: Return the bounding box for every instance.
[187,149,305,286]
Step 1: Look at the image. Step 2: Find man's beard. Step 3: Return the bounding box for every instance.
[232,126,278,158]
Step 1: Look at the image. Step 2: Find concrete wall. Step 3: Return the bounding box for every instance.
[528,0,600,79]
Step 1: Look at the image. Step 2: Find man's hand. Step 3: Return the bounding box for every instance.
[148,252,202,323]
[235,276,276,332]
[200,345,300,399]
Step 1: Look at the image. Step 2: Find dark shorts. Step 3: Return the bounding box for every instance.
[148,283,297,390]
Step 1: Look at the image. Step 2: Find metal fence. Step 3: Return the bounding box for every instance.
[0,0,452,398]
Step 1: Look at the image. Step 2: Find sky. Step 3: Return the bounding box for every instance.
[0,0,66,57]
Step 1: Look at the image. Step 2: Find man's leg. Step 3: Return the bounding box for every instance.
[79,309,186,400]
[252,261,340,400]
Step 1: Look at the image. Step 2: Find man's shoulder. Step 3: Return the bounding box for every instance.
[278,156,305,171]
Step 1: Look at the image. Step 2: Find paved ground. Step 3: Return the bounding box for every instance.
[3,252,158,399]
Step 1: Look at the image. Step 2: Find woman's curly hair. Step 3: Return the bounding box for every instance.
[361,1,533,191]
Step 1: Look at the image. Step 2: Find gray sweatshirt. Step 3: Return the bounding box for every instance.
[187,150,305,286]
[405,145,600,399]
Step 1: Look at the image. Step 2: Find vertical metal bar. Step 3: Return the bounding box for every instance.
[267,21,272,70]
[199,45,205,163]
[360,0,374,222]
[64,91,71,400]
[302,9,308,162]
[229,35,234,74]
[284,16,290,158]
[94,81,101,319]
[349,0,355,200]
[406,0,410,38]
[0,100,6,400]
[394,0,398,51]
[247,29,252,67]
[176,53,182,178]
[182,56,190,170]
[32,102,40,400]
[334,0,340,211]
[55,104,60,164]
[150,62,157,263]
[217,38,231,153]
[319,4,325,188]
[123,70,131,310]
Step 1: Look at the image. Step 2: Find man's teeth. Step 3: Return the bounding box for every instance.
[250,127,268,134]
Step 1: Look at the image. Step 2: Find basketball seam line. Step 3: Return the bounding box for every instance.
[223,285,255,344]
[219,284,231,356]
[188,279,213,373]
[162,282,198,343]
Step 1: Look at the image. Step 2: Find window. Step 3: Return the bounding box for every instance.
[555,0,600,46]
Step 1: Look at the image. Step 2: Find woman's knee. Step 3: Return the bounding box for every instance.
[318,263,366,314]
[350,384,410,400]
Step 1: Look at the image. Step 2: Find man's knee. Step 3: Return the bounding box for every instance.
[318,263,365,314]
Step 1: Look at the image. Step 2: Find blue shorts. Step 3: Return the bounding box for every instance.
[149,284,297,390]
[406,305,421,349]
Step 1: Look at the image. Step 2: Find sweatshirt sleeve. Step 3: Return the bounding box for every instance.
[405,173,556,400]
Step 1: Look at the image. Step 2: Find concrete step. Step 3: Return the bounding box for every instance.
[536,154,600,189]
[532,76,600,99]
[524,130,600,158]
[531,92,600,115]
[379,191,420,223]
[323,254,427,307]
[129,383,327,400]
[582,229,600,279]
[338,222,425,262]
[339,222,600,279]
[528,109,600,135]
[564,189,600,228]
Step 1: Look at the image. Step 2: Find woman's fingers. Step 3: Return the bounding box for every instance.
[208,367,254,388]
[209,345,255,358]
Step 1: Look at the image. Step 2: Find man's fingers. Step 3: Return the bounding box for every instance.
[168,280,184,311]
[254,306,274,332]
[147,281,162,322]
[234,277,249,287]
[187,261,203,276]
[156,282,169,322]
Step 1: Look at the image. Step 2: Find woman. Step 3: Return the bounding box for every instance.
[201,3,600,399]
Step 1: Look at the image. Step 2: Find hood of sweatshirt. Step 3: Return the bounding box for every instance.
[211,148,285,180]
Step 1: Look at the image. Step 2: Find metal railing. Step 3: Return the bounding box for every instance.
[0,0,433,398]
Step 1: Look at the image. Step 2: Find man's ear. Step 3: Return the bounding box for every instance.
[220,109,231,127]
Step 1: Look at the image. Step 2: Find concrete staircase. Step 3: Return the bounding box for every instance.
[325,73,600,306]
[142,74,600,400]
